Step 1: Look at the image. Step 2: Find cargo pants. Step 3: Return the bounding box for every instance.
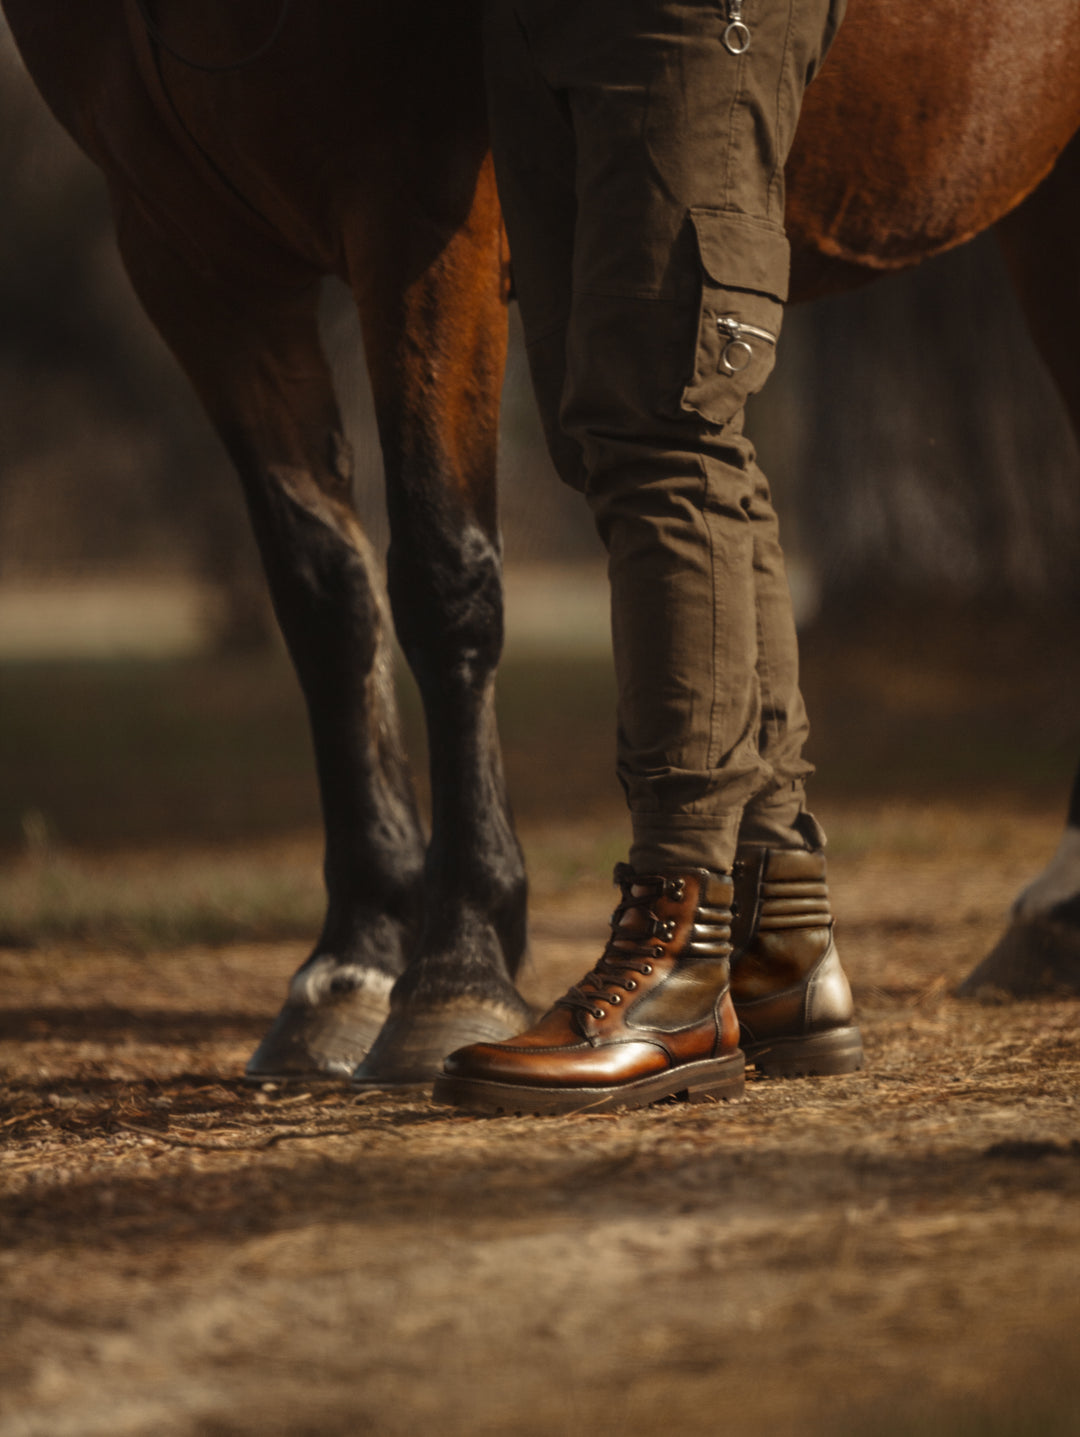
[484,0,845,873]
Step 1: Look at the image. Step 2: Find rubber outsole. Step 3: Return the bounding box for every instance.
[742,1025,864,1078]
[431,1051,745,1116]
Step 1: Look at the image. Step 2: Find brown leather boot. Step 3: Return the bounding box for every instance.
[432,865,745,1115]
[730,845,863,1077]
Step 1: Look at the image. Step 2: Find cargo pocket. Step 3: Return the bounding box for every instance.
[679,209,790,427]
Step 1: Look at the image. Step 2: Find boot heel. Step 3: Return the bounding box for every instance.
[747,1027,863,1078]
[677,1052,746,1104]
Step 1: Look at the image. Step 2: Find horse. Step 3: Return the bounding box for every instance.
[3,0,1079,1084]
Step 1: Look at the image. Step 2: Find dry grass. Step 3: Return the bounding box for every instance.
[3,801,1080,1436]
[3,615,1080,1432]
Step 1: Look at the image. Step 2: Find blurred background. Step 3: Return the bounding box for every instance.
[2,16,1080,951]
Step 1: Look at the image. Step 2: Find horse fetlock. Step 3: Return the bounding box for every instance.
[394,902,528,1000]
[438,866,528,976]
[390,956,532,1015]
[315,899,418,965]
[289,955,398,1006]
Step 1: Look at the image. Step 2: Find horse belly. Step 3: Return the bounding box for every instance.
[785,0,1080,298]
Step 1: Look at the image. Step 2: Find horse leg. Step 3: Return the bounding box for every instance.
[960,133,1080,997]
[113,206,428,1071]
[962,774,1080,997]
[347,182,534,1085]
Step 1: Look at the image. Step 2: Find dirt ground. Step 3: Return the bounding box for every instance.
[2,801,1080,1437]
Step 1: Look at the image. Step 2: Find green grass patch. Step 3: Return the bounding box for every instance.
[0,615,1077,859]
[0,843,324,951]
[0,652,320,848]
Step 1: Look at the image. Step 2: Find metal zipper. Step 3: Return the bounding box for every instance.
[717,315,776,374]
[723,0,751,55]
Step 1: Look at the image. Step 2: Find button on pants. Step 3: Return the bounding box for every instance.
[485,0,845,870]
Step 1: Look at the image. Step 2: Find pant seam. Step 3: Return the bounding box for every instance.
[753,495,784,775]
[722,6,746,208]
[702,454,723,773]
[767,0,799,218]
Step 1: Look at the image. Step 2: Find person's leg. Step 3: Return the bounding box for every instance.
[737,457,821,850]
[435,0,857,1113]
[727,467,860,1082]
[488,0,828,859]
[493,0,841,873]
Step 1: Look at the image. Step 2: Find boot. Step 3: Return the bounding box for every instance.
[730,844,863,1076]
[432,865,745,1115]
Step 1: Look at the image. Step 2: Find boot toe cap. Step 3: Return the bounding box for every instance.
[441,1042,506,1080]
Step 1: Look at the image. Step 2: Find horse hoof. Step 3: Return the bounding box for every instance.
[245,966,395,1081]
[350,996,534,1088]
[958,915,1080,999]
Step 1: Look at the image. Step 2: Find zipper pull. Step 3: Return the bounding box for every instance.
[723,0,751,55]
[717,315,776,374]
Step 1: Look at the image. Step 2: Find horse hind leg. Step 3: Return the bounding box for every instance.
[115,204,428,1074]
[961,132,1080,999]
[347,187,533,1085]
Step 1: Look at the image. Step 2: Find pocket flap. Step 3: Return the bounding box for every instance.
[689,209,791,302]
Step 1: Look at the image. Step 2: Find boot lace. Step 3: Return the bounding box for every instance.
[555,867,685,1022]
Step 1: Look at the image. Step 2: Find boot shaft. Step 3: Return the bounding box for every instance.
[730,843,856,1050]
[731,845,833,1000]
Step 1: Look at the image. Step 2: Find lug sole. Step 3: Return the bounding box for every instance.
[743,1026,863,1078]
[431,1051,745,1116]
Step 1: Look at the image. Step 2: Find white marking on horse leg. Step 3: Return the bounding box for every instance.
[1012,826,1080,920]
[288,957,396,1006]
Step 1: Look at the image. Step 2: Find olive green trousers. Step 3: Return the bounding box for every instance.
[484,0,844,871]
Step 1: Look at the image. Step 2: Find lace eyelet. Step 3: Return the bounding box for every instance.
[592,1008,605,1020]
[642,964,653,975]
[625,980,637,991]
[651,947,664,958]
[610,994,621,1004]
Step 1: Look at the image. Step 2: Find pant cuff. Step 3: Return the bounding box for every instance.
[629,815,743,875]
[737,804,826,851]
